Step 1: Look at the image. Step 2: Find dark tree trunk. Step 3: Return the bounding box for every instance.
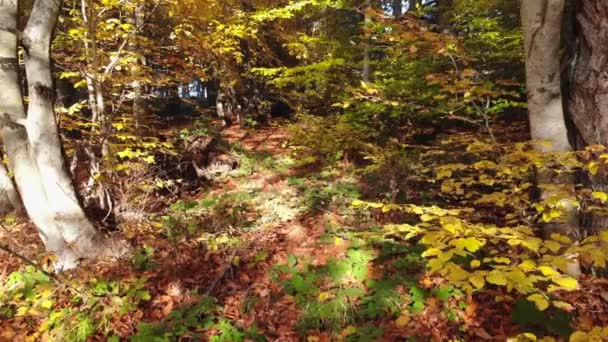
[569,1,608,148]
[393,0,402,17]
[568,0,608,237]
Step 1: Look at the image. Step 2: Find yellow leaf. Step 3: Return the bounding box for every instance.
[40,300,53,309]
[420,214,436,222]
[551,233,572,244]
[486,271,508,286]
[395,314,411,327]
[340,326,357,337]
[436,169,453,180]
[569,331,590,342]
[592,191,608,203]
[452,237,485,252]
[351,199,365,207]
[552,276,578,290]
[334,237,343,246]
[469,273,485,289]
[552,301,574,311]
[519,260,537,272]
[538,266,559,277]
[427,258,446,273]
[447,265,470,282]
[318,292,334,302]
[470,259,481,269]
[527,293,549,311]
[589,161,600,175]
[544,240,562,253]
[493,257,511,264]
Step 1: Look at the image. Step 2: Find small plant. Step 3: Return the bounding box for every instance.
[132,245,155,271]
[132,297,261,341]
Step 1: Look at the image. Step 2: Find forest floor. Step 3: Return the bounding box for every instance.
[1,119,608,341]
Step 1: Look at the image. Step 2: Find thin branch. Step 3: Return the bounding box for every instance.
[204,249,238,296]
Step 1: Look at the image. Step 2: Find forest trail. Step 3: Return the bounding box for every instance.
[3,120,608,341]
[138,121,356,340]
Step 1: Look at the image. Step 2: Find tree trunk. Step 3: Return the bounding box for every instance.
[522,0,572,153]
[129,2,149,134]
[407,0,420,12]
[569,1,608,147]
[362,2,372,83]
[0,0,121,270]
[521,0,580,277]
[393,0,402,17]
[1,0,79,268]
[567,0,608,236]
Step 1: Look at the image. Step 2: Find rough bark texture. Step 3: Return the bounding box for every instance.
[393,0,402,17]
[568,0,608,237]
[569,1,608,148]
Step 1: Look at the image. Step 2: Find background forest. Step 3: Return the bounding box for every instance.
[1,0,608,341]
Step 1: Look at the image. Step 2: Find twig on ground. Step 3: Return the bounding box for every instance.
[204,249,238,296]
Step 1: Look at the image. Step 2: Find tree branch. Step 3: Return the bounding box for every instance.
[0,113,26,130]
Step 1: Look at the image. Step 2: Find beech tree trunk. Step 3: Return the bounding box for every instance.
[522,0,571,153]
[521,0,579,237]
[0,0,117,270]
[521,0,581,277]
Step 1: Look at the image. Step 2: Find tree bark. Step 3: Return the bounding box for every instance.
[0,0,122,270]
[521,0,580,277]
[569,1,608,147]
[522,0,572,154]
[567,0,608,237]
[393,0,402,17]
[24,0,102,251]
[362,2,372,83]
[129,1,149,134]
[407,0,420,12]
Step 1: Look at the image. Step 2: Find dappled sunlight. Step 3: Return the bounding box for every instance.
[3,0,608,340]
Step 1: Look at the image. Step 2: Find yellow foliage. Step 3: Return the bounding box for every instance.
[527,293,549,311]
